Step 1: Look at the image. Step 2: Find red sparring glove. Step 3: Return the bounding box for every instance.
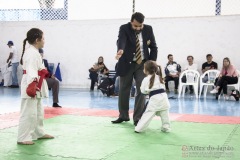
[38,69,50,78]
[26,79,39,98]
[37,69,50,89]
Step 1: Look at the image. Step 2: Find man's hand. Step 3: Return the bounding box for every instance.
[51,75,56,79]
[115,50,124,60]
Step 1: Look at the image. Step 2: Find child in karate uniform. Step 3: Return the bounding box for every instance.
[17,28,54,145]
[135,60,171,133]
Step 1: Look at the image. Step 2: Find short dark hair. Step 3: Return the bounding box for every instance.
[131,12,145,23]
[167,54,173,59]
[187,55,194,60]
[206,54,212,58]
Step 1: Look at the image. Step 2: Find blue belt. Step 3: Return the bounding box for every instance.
[149,89,165,98]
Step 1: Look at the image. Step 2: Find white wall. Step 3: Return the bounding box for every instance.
[0,15,240,88]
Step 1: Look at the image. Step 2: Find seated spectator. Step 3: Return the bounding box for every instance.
[39,49,62,107]
[113,62,135,97]
[114,77,135,97]
[181,55,198,94]
[89,56,109,91]
[202,54,218,82]
[164,54,181,94]
[210,57,238,100]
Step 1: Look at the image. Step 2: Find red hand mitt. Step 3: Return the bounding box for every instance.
[38,69,50,78]
[26,79,39,98]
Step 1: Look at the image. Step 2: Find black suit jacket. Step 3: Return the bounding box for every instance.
[116,22,158,76]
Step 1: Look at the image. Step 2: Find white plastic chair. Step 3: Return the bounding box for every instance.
[227,69,240,91]
[199,70,220,98]
[178,70,200,98]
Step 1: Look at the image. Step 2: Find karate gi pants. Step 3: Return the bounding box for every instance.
[17,98,45,142]
[135,109,170,132]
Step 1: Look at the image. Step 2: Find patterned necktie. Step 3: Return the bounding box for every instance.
[135,33,142,64]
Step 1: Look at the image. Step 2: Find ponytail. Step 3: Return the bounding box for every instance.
[149,74,155,89]
[145,60,164,88]
[20,38,27,65]
[157,65,164,84]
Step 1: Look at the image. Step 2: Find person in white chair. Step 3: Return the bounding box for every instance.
[202,54,218,83]
[181,55,198,94]
[210,57,238,100]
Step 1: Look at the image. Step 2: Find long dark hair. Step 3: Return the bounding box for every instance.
[20,28,43,65]
[98,56,104,64]
[144,60,164,89]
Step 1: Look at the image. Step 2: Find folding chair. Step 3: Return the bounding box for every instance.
[178,70,200,98]
[199,70,220,98]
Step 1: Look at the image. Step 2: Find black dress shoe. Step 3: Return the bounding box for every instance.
[134,131,140,133]
[111,118,130,124]
[53,103,62,108]
[134,120,139,126]
[9,85,19,88]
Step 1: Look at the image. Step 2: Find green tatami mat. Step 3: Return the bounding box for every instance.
[0,115,239,160]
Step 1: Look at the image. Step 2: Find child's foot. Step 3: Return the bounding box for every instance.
[17,141,34,145]
[134,131,140,133]
[161,124,171,133]
[161,127,171,133]
[38,134,54,139]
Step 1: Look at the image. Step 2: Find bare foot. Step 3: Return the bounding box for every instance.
[17,141,35,145]
[38,134,54,139]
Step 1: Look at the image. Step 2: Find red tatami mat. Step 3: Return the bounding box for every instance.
[1,107,240,130]
[175,114,240,124]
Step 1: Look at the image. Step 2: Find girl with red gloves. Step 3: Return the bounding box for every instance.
[17,28,54,145]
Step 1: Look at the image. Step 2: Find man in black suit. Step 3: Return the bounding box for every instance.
[112,12,158,126]
[39,49,62,108]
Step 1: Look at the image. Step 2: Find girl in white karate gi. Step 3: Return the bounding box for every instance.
[17,28,54,145]
[135,60,171,133]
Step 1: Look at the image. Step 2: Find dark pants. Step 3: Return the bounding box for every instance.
[165,76,179,90]
[215,76,238,94]
[181,75,193,91]
[118,61,145,122]
[89,71,98,90]
[46,78,59,103]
